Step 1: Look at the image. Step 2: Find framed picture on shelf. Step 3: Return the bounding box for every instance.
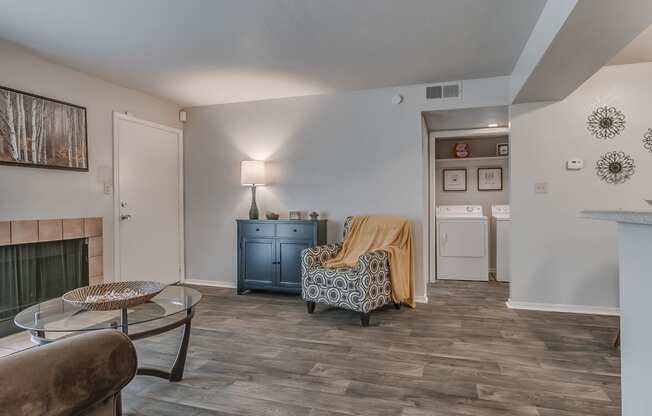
[496,143,509,156]
[443,168,467,191]
[0,85,88,171]
[477,167,503,191]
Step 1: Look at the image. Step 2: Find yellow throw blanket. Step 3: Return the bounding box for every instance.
[323,215,415,307]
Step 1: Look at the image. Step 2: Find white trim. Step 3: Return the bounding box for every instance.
[112,112,185,283]
[415,295,428,304]
[433,127,510,139]
[421,113,432,292]
[506,299,619,316]
[435,156,508,163]
[183,279,237,289]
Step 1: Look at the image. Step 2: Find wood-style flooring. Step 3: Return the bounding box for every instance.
[122,281,621,416]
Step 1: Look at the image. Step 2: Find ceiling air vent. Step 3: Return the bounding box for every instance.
[426,82,462,100]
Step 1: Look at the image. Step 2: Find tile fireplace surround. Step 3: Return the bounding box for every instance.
[0,218,103,285]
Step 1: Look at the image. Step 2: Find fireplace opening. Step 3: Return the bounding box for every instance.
[0,238,88,337]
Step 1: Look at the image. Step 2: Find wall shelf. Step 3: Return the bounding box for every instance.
[435,156,508,162]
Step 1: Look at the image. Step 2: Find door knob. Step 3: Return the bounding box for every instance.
[120,214,132,220]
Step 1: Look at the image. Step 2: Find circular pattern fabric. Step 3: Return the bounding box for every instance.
[369,258,380,274]
[332,276,348,290]
[587,106,626,139]
[301,245,392,314]
[305,284,320,299]
[596,151,635,184]
[326,288,341,303]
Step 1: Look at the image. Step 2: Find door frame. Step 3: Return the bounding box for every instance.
[428,126,510,283]
[112,112,185,283]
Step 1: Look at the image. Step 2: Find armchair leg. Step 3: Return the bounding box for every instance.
[393,302,401,310]
[359,312,370,327]
[306,301,316,314]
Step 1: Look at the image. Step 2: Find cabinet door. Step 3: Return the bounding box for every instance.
[242,238,275,287]
[277,239,311,289]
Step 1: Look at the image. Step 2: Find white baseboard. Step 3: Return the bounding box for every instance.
[506,299,619,316]
[415,295,428,304]
[183,278,236,289]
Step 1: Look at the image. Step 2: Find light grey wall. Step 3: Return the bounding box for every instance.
[0,40,181,281]
[510,62,652,310]
[183,76,511,299]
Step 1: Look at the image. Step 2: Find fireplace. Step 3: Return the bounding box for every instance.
[0,217,103,337]
[0,239,88,336]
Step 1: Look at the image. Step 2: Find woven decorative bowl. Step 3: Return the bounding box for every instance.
[62,281,165,311]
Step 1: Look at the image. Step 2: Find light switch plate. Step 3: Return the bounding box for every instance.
[535,182,548,194]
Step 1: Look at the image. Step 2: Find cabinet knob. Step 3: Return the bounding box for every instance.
[256,228,260,231]
[293,229,297,232]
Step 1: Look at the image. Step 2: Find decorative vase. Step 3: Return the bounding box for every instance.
[249,186,259,219]
[309,211,319,220]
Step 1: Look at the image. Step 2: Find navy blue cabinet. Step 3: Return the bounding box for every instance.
[236,220,327,295]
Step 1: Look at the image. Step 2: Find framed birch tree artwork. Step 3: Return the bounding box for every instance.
[0,86,88,171]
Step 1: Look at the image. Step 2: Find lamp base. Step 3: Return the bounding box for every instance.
[249,186,259,220]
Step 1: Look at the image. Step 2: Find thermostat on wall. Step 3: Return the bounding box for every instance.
[566,158,583,170]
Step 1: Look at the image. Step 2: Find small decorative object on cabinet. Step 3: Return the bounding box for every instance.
[289,210,302,220]
[237,219,327,295]
[309,211,319,220]
[443,168,467,191]
[241,161,266,220]
[265,211,279,220]
[453,143,470,158]
[478,167,503,191]
[496,142,509,156]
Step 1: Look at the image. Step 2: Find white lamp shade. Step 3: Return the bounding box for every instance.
[241,160,266,186]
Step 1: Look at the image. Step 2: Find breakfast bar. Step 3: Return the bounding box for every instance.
[582,210,652,416]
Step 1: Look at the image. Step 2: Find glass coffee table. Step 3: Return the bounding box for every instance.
[14,285,201,382]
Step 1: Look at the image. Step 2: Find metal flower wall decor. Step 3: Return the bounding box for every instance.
[587,106,626,139]
[643,128,652,152]
[595,151,635,184]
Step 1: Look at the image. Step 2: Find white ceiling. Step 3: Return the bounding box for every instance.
[424,106,509,131]
[0,0,545,107]
[609,24,652,65]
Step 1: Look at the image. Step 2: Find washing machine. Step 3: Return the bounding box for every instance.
[436,205,489,281]
[492,205,510,282]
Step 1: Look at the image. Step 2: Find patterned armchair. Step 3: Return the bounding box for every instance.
[301,217,398,326]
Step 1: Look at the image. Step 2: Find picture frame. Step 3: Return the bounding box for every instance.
[0,85,88,171]
[496,142,509,156]
[443,168,467,191]
[477,167,503,191]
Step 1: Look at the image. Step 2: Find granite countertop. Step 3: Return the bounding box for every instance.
[581,210,652,225]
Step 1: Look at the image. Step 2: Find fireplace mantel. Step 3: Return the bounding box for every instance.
[0,218,103,285]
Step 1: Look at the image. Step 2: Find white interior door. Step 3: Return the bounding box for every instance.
[114,113,183,284]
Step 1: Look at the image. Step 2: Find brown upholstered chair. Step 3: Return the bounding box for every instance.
[0,330,137,416]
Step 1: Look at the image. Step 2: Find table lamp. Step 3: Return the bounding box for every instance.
[241,161,266,219]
